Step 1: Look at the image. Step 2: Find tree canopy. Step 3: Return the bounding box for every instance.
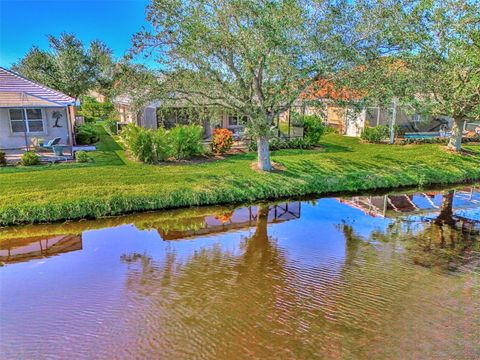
[12,33,116,100]
[348,0,480,151]
[132,0,400,170]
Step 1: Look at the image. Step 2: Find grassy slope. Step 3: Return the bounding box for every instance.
[1,129,479,225]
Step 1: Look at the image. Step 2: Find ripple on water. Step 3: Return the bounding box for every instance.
[1,189,479,359]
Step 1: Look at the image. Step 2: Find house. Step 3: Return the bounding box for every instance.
[112,95,251,139]
[112,94,158,130]
[0,67,76,150]
[283,80,454,137]
[111,77,454,139]
[156,104,248,139]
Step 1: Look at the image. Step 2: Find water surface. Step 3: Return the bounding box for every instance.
[1,186,479,359]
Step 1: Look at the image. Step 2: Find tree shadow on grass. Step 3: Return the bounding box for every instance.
[320,143,353,153]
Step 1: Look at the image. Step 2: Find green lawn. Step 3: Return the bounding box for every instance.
[1,129,479,225]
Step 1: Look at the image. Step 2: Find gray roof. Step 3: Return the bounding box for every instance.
[0,67,75,107]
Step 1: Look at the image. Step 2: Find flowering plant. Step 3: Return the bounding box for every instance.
[211,128,234,154]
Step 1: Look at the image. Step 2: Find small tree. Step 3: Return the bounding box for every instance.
[133,0,397,170]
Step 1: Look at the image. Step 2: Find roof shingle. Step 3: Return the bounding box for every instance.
[0,67,75,107]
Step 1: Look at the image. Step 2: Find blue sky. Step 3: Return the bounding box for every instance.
[0,0,152,68]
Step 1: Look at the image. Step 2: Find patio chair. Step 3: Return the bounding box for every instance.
[39,137,62,149]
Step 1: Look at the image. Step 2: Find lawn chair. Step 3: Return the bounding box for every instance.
[39,137,61,150]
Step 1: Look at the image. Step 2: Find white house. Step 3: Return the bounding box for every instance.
[0,67,76,150]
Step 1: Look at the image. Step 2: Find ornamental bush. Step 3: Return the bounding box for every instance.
[75,124,100,145]
[75,151,89,163]
[20,151,40,166]
[131,128,157,164]
[152,127,172,162]
[169,125,205,160]
[303,115,325,145]
[248,137,313,151]
[120,124,205,163]
[211,128,234,154]
[360,125,390,143]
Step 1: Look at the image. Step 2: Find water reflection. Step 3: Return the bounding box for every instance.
[0,186,479,359]
[0,234,82,264]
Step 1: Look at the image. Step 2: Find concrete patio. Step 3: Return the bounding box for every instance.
[3,148,74,164]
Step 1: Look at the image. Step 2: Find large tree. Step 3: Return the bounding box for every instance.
[13,33,115,100]
[133,0,398,170]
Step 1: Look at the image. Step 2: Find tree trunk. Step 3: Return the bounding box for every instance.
[447,119,464,152]
[434,190,455,226]
[257,136,272,171]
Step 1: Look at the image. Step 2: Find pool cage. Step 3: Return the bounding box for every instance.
[363,102,456,141]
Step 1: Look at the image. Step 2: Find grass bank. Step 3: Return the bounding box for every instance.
[1,129,479,226]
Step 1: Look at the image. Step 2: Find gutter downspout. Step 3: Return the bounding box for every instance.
[23,122,29,151]
[66,105,76,146]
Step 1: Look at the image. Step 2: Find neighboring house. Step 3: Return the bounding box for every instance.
[113,94,158,130]
[156,105,248,139]
[109,79,454,139]
[112,95,250,139]
[289,102,453,137]
[283,81,454,137]
[0,67,76,150]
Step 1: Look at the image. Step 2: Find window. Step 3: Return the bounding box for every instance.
[411,114,425,123]
[9,108,45,134]
[228,114,247,127]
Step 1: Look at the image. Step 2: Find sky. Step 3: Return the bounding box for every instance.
[0,0,152,68]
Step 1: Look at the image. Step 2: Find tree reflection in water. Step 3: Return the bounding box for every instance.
[118,192,479,359]
[119,203,310,358]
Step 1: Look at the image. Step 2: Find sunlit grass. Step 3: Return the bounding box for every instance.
[1,129,479,225]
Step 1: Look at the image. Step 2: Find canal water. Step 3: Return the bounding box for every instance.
[1,185,479,359]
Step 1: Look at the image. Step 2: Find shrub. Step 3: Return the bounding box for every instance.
[20,151,40,166]
[401,137,448,145]
[361,125,390,143]
[290,112,305,127]
[0,152,6,167]
[324,125,338,134]
[120,126,168,164]
[303,115,325,145]
[211,128,234,154]
[75,124,100,145]
[288,138,312,149]
[75,151,89,163]
[119,123,141,146]
[152,127,172,162]
[103,119,119,135]
[129,128,157,164]
[120,124,205,163]
[78,96,117,123]
[169,125,205,160]
[248,137,313,151]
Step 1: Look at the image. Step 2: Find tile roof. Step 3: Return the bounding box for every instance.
[0,67,75,107]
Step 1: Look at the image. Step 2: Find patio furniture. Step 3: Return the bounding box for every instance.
[39,137,62,149]
[52,145,70,156]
